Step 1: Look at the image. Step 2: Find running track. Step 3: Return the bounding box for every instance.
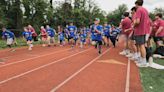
[0,45,143,92]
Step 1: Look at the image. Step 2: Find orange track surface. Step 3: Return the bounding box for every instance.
[0,45,143,92]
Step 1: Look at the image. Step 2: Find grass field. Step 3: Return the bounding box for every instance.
[140,59,164,92]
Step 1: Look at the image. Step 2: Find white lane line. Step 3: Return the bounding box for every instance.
[125,59,131,92]
[0,48,92,85]
[0,48,71,68]
[50,49,110,92]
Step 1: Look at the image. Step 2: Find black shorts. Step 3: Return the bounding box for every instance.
[130,32,135,40]
[153,37,163,42]
[68,36,73,40]
[105,35,110,39]
[134,35,146,45]
[96,40,102,45]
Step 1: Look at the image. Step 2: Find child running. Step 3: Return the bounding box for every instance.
[103,22,111,47]
[22,27,33,50]
[67,22,77,48]
[58,26,65,46]
[110,26,120,47]
[2,27,16,51]
[79,30,86,49]
[46,25,56,47]
[92,18,103,54]
[40,26,47,47]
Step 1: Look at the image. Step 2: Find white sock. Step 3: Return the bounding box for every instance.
[141,57,147,64]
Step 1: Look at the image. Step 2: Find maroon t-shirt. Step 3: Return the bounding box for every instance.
[29,27,37,37]
[134,6,150,36]
[154,19,164,37]
[121,17,132,35]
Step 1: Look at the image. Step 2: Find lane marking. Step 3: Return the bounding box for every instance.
[50,49,110,92]
[0,48,71,68]
[125,59,131,92]
[0,48,92,85]
[97,59,126,65]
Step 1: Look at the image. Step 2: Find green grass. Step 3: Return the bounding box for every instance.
[140,59,164,92]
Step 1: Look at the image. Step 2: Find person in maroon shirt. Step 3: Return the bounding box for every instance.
[40,26,48,47]
[154,13,164,47]
[133,0,150,67]
[119,12,132,55]
[28,25,38,41]
[126,7,140,60]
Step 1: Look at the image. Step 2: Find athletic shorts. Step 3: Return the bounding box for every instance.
[68,36,74,39]
[96,40,102,45]
[105,35,110,39]
[7,38,14,45]
[154,37,164,42]
[130,32,135,40]
[134,35,146,45]
[26,39,32,41]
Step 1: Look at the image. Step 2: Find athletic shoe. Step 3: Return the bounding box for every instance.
[10,49,16,52]
[119,50,127,55]
[129,56,139,61]
[98,50,102,54]
[137,63,149,68]
[153,54,163,59]
[126,53,133,58]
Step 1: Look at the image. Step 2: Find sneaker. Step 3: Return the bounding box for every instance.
[153,54,163,58]
[126,53,133,58]
[119,50,127,55]
[98,50,102,54]
[137,63,149,67]
[10,49,16,52]
[129,56,138,61]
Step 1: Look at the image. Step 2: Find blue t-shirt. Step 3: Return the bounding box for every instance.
[111,29,119,38]
[22,31,32,40]
[80,34,86,42]
[96,25,103,41]
[46,28,55,37]
[74,34,79,40]
[58,32,65,41]
[67,26,77,37]
[2,30,14,39]
[103,25,111,36]
[90,25,97,41]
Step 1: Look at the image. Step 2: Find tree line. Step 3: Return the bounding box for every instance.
[0,0,164,32]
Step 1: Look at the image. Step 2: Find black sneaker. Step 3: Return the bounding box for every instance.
[95,44,97,49]
[98,50,101,54]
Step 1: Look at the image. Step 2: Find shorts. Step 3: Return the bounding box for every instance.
[130,32,135,40]
[96,40,102,45]
[48,36,55,43]
[7,38,14,45]
[154,37,163,42]
[105,35,110,39]
[134,35,146,45]
[68,36,74,39]
[26,39,32,41]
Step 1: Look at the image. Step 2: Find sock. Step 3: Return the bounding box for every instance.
[141,57,147,64]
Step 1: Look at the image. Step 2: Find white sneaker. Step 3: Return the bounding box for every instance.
[153,54,163,58]
[126,53,133,58]
[137,63,149,68]
[130,56,139,61]
[119,50,127,55]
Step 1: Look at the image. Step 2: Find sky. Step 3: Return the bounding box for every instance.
[95,0,164,13]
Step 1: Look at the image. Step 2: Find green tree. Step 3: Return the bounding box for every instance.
[107,4,128,26]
